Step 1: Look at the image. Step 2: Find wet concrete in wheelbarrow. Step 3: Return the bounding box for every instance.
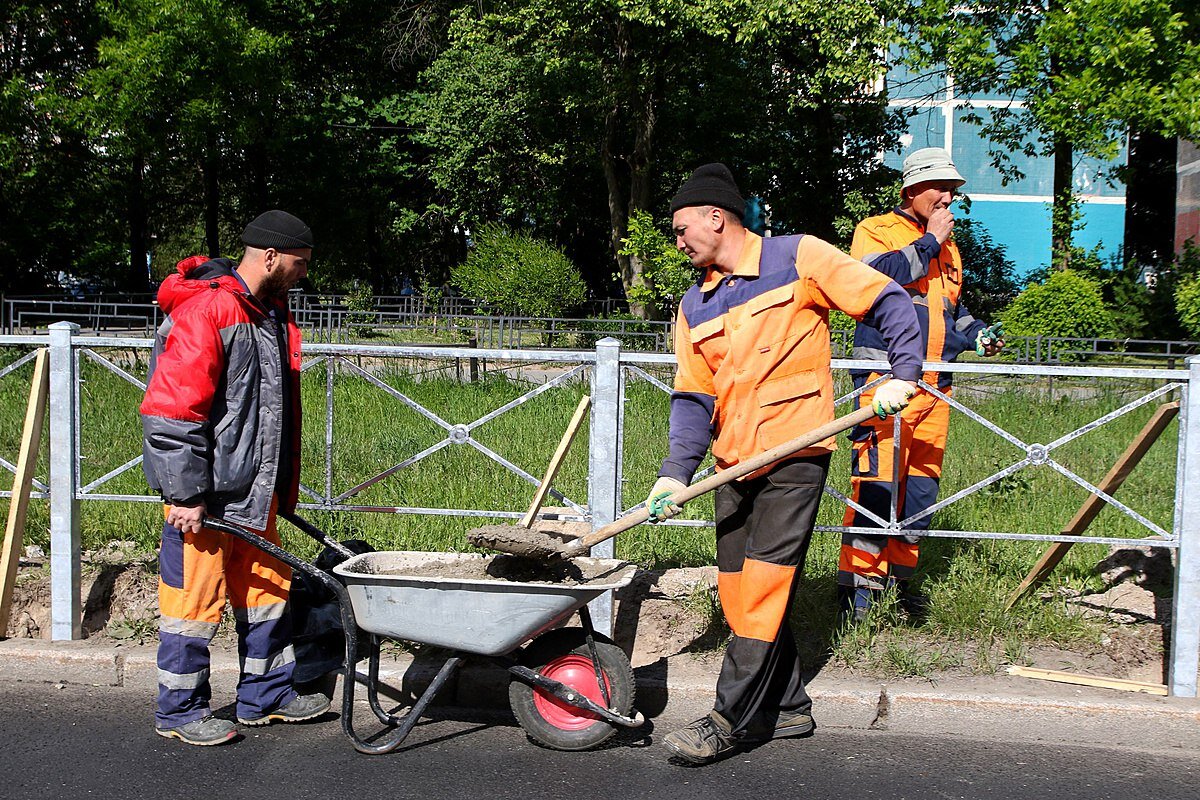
[348,551,629,585]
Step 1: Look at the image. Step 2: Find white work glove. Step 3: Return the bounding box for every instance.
[975,322,1005,357]
[871,380,917,419]
[645,476,686,522]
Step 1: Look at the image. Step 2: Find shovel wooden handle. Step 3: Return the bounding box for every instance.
[563,404,878,558]
[521,395,590,527]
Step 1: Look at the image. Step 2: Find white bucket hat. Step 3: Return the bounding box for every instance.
[901,147,965,190]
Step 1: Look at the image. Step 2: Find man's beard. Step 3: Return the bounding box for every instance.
[258,269,293,301]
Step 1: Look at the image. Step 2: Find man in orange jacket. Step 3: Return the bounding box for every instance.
[644,163,923,764]
[839,148,1005,624]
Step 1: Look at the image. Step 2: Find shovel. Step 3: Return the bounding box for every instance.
[464,395,591,549]
[469,404,878,561]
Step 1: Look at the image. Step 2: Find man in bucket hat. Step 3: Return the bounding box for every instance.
[643,163,923,764]
[141,210,330,745]
[838,148,1005,624]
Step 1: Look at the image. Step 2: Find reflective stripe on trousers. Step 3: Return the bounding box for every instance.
[839,378,950,588]
[156,497,297,727]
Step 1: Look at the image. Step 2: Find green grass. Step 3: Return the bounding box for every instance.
[0,346,1180,676]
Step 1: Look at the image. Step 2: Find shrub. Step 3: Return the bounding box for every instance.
[344,280,376,338]
[1000,270,1113,341]
[618,209,693,317]
[1177,274,1200,339]
[452,223,586,318]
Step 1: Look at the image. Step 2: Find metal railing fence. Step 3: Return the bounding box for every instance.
[6,294,1199,367]
[0,324,1197,696]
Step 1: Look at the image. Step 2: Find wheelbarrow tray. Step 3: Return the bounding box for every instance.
[333,551,637,656]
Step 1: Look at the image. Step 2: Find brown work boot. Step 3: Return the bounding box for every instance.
[662,711,739,764]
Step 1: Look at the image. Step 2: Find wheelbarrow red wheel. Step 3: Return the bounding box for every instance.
[509,628,635,751]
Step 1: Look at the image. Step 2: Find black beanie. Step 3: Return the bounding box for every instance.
[240,210,314,250]
[669,163,746,217]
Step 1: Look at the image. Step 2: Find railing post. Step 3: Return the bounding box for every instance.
[588,337,622,638]
[1170,356,1200,696]
[48,321,81,640]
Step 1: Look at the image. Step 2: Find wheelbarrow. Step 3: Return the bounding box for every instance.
[203,514,643,755]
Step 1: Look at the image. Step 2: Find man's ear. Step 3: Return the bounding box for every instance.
[262,248,278,271]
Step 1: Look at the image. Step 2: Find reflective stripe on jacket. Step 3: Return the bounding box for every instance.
[140,256,303,529]
[849,209,986,388]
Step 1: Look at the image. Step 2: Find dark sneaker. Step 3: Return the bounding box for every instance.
[898,590,930,621]
[771,709,815,739]
[744,709,815,744]
[837,586,876,628]
[238,693,330,726]
[155,715,238,746]
[662,711,738,765]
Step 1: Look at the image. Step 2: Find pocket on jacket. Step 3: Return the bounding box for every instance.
[758,370,820,407]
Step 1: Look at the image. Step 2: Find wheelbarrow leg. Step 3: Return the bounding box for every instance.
[343,646,464,755]
[577,604,613,711]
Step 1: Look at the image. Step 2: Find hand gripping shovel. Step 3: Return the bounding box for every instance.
[468,404,878,561]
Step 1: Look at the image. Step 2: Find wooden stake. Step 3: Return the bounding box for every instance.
[520,395,591,528]
[1004,401,1179,611]
[1007,665,1168,696]
[0,349,50,635]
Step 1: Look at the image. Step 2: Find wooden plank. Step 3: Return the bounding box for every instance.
[1007,665,1168,695]
[519,395,591,528]
[1004,401,1179,611]
[0,349,50,635]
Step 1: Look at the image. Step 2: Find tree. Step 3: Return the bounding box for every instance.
[955,218,1019,323]
[1,2,124,292]
[903,0,1200,270]
[84,0,291,265]
[618,210,694,318]
[405,0,902,317]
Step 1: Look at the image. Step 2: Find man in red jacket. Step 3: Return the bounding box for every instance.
[141,210,328,745]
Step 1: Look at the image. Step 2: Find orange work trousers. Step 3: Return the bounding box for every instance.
[839,378,950,588]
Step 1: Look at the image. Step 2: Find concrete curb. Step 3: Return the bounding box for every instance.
[3,638,1198,753]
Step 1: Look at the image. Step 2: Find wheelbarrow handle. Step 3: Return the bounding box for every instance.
[281,511,359,560]
[562,404,879,558]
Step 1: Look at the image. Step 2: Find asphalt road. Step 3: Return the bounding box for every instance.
[3,681,1196,800]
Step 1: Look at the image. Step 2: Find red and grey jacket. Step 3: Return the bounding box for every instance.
[140,256,303,529]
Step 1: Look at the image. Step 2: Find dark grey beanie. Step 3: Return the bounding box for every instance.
[669,163,746,217]
[240,210,314,250]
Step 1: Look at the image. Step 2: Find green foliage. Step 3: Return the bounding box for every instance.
[828,310,857,332]
[345,280,376,338]
[452,224,586,318]
[1000,270,1114,342]
[1176,273,1200,339]
[618,210,693,315]
[955,218,1019,322]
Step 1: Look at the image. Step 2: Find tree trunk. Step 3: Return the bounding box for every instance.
[127,152,147,289]
[1050,134,1074,271]
[204,128,221,257]
[805,102,839,241]
[1123,131,1177,269]
[601,18,663,321]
